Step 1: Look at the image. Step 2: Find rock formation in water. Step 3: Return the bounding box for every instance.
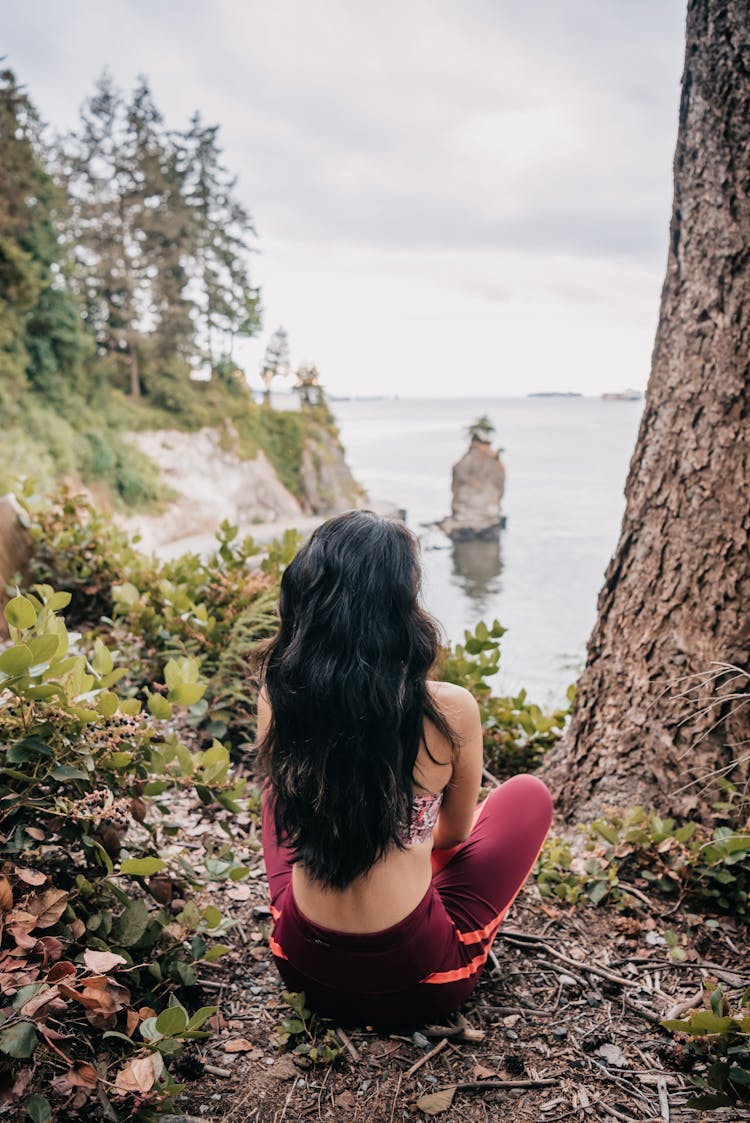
[440,434,505,541]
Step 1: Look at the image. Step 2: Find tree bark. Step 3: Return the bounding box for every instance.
[545,0,750,820]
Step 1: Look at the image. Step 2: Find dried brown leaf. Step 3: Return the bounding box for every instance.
[415,1086,456,1115]
[0,876,13,911]
[14,868,46,886]
[114,1052,164,1093]
[269,1054,299,1080]
[47,961,76,983]
[21,984,60,1017]
[27,889,68,928]
[223,1037,255,1053]
[83,950,126,974]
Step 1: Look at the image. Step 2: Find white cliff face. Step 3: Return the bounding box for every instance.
[116,423,366,553]
[440,437,506,540]
[117,427,304,551]
[298,433,366,516]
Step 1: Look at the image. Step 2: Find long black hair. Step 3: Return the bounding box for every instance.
[256,510,458,890]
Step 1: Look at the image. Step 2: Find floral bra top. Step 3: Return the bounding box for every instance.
[401,789,444,846]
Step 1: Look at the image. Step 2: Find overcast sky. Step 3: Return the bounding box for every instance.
[5,0,687,397]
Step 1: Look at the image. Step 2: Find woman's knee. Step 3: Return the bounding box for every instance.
[488,773,553,833]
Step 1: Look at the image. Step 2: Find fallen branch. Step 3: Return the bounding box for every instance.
[502,934,635,988]
[336,1025,360,1062]
[405,1037,449,1079]
[663,989,704,1021]
[453,1077,557,1091]
[204,1064,233,1078]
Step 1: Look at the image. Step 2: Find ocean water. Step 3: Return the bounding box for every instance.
[331,396,644,708]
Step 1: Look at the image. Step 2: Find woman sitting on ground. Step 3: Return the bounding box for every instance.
[257,510,552,1028]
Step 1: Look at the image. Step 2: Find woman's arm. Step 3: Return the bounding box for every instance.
[256,687,272,745]
[430,684,484,850]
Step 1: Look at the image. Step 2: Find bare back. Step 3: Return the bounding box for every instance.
[258,680,483,933]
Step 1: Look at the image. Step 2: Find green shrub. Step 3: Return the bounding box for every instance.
[663,985,750,1111]
[438,619,572,776]
[0,587,246,1117]
[535,803,750,917]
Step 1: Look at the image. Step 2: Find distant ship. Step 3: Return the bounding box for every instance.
[527,391,583,398]
[601,388,643,401]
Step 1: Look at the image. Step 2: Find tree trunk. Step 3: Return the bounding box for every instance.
[545,0,750,821]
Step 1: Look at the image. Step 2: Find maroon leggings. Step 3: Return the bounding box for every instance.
[261,774,552,1028]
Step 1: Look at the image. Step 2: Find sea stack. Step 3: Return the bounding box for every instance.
[440,417,505,541]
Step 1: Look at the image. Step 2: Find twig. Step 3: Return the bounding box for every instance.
[335,1025,360,1062]
[422,1021,486,1042]
[452,1077,557,1091]
[502,934,635,988]
[404,1037,448,1078]
[622,995,664,1026]
[388,1073,402,1123]
[663,989,704,1021]
[204,1063,233,1078]
[657,1075,670,1122]
[616,881,656,908]
[481,766,501,788]
[597,1102,641,1122]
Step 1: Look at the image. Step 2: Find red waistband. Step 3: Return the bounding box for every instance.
[283,881,437,951]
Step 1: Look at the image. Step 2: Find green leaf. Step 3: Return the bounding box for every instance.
[28,635,60,665]
[186,1006,218,1031]
[0,644,33,676]
[203,944,230,962]
[117,899,150,946]
[155,1005,188,1036]
[5,595,36,630]
[8,736,51,762]
[96,692,119,718]
[112,582,140,607]
[121,857,167,877]
[47,591,72,612]
[0,1020,37,1057]
[168,682,206,706]
[91,638,114,676]
[148,692,173,720]
[26,1094,51,1123]
[201,906,222,930]
[51,764,89,781]
[143,780,168,796]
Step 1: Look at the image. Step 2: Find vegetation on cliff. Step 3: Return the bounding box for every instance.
[0,67,342,512]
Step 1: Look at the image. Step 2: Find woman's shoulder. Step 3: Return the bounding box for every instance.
[426,680,480,726]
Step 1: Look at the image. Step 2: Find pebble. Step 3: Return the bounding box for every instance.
[552,1025,568,1040]
[412,1032,430,1049]
[559,974,578,986]
[505,1029,519,1041]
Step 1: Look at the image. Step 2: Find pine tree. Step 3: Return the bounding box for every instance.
[0,68,88,405]
[180,112,260,370]
[259,327,290,403]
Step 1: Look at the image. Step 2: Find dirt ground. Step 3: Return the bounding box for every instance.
[170,816,750,1123]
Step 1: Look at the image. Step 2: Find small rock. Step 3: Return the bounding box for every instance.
[559,974,578,986]
[505,1029,519,1041]
[596,1043,628,1068]
[252,906,272,920]
[552,1026,568,1040]
[412,1032,430,1049]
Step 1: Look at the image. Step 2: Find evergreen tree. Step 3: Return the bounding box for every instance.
[259,326,290,403]
[294,361,322,407]
[180,112,260,370]
[0,68,88,405]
